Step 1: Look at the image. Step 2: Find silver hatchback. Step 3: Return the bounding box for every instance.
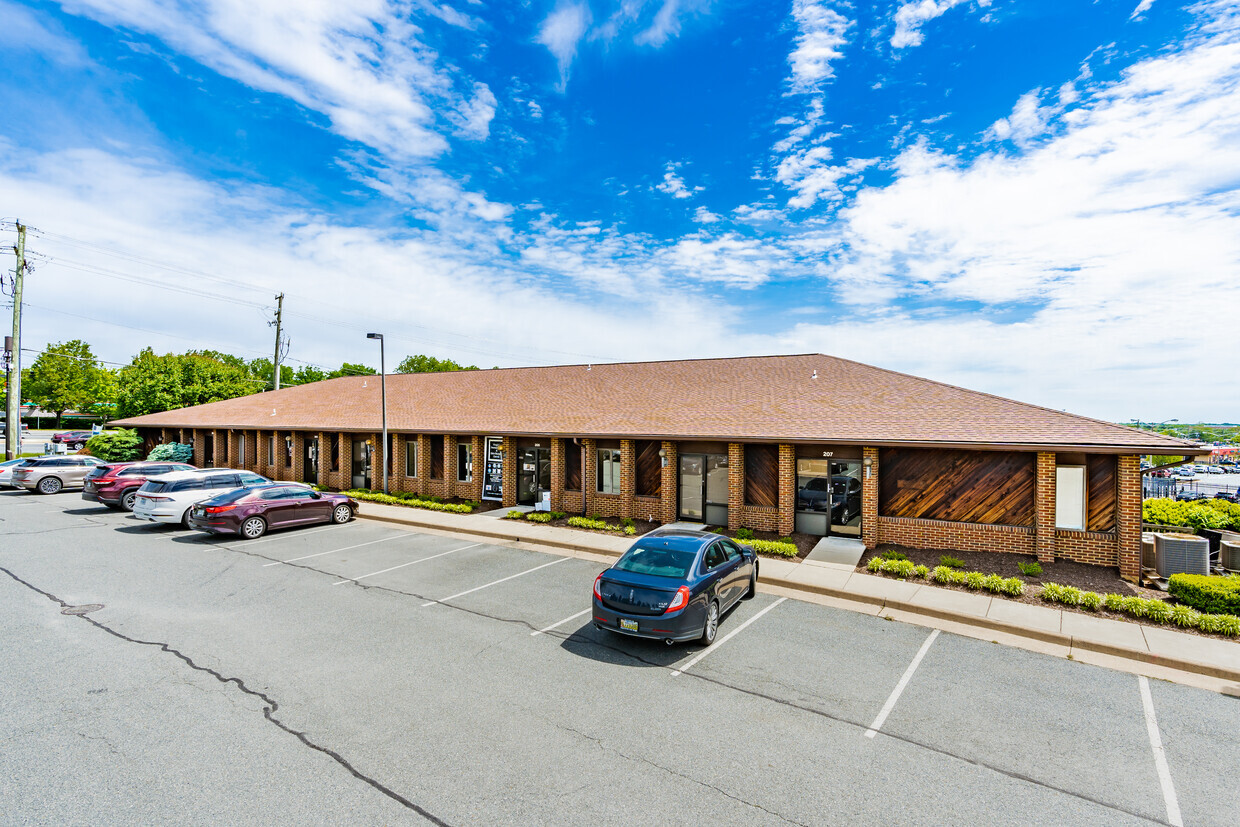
[14,456,106,494]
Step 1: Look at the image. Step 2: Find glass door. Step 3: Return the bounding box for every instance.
[351,439,371,490]
[679,454,704,520]
[829,459,863,536]
[518,447,551,505]
[303,436,318,484]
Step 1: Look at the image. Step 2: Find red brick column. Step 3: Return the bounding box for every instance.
[660,442,678,524]
[620,439,636,519]
[862,447,879,549]
[371,433,385,492]
[317,432,329,488]
[778,444,795,536]
[191,429,205,467]
[291,432,305,483]
[727,443,744,530]
[340,436,353,490]
[392,434,406,492]
[1036,452,1057,562]
[551,438,566,512]
[582,439,597,517]
[501,436,518,507]
[226,430,239,468]
[1117,455,1142,581]
[445,435,458,496]
[467,435,484,502]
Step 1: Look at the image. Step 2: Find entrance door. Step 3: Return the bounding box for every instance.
[679,453,728,524]
[796,457,863,536]
[351,439,371,490]
[517,447,551,505]
[303,436,318,484]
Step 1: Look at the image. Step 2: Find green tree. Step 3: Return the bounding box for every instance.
[22,340,115,427]
[396,354,479,373]
[116,349,260,418]
[247,357,294,390]
[292,365,328,385]
[328,362,376,379]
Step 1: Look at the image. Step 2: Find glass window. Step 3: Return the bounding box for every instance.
[238,434,246,466]
[705,454,729,505]
[172,479,205,492]
[613,546,697,579]
[286,488,317,500]
[702,543,727,571]
[597,448,621,494]
[267,436,274,466]
[405,439,418,478]
[722,539,742,561]
[260,487,290,500]
[205,474,239,488]
[796,459,832,513]
[1056,466,1086,530]
[284,436,293,465]
[240,474,268,486]
[457,442,472,482]
[330,434,340,471]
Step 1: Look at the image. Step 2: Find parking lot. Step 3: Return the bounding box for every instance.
[2,490,1236,825]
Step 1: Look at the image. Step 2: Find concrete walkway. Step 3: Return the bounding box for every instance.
[359,501,1240,693]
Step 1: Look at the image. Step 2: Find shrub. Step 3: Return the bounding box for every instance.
[505,510,525,520]
[567,516,624,532]
[1169,604,1200,628]
[85,429,144,462]
[1102,593,1125,612]
[735,527,755,541]
[748,539,798,557]
[624,526,636,535]
[622,517,636,529]
[1167,574,1240,616]
[525,512,555,523]
[1143,600,1172,623]
[881,550,909,562]
[1078,591,1102,611]
[1120,596,1147,618]
[867,556,883,573]
[342,490,472,513]
[1198,613,1240,636]
[1018,561,1043,577]
[913,564,929,579]
[146,442,193,463]
[1141,497,1236,530]
[930,566,958,585]
[964,571,985,590]
[939,555,965,569]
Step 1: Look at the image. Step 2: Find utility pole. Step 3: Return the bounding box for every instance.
[271,292,285,391]
[5,222,26,461]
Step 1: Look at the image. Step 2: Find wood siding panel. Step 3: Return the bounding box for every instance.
[1087,455,1117,532]
[431,437,445,480]
[879,448,1035,526]
[565,440,582,492]
[744,444,779,508]
[636,440,661,497]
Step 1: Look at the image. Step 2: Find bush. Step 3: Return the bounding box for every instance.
[1078,591,1102,611]
[964,571,985,590]
[1170,604,1200,628]
[1141,497,1237,530]
[1167,574,1240,615]
[146,442,193,463]
[85,429,144,462]
[939,555,965,569]
[1018,561,1043,577]
[342,490,472,513]
[913,564,929,579]
[622,517,635,529]
[930,566,958,585]
[881,550,909,562]
[735,527,755,541]
[567,516,624,532]
[525,512,555,523]
[505,510,525,520]
[748,539,798,557]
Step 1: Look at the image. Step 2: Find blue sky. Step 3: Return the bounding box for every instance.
[1,0,1237,421]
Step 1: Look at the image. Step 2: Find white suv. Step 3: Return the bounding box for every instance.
[133,468,272,528]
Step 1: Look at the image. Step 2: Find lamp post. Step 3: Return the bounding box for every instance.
[366,333,388,495]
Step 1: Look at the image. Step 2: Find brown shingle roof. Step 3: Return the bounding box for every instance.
[111,354,1205,454]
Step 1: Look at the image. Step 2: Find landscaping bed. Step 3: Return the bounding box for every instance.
[701,526,817,560]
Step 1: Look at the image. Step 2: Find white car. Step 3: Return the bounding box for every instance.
[0,457,30,488]
[132,468,272,527]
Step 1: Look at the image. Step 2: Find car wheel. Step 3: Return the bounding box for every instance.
[241,516,267,540]
[700,600,719,646]
[73,442,86,449]
[120,491,137,512]
[331,504,352,524]
[37,476,62,495]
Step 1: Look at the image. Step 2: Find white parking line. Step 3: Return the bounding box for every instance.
[224,524,341,549]
[865,629,940,739]
[262,533,405,566]
[670,597,787,677]
[422,556,569,607]
[532,608,591,636]
[332,543,482,586]
[1139,676,1183,827]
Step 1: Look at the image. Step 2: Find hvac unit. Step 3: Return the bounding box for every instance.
[1221,540,1240,572]
[1142,533,1156,569]
[1154,533,1210,577]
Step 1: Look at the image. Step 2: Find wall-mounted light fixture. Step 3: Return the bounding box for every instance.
[863,455,872,479]
[658,448,667,468]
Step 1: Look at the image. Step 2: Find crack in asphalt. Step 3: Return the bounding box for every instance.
[0,564,450,826]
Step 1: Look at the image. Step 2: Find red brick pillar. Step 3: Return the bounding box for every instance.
[226,430,239,468]
[470,436,484,502]
[551,438,566,512]
[582,439,597,517]
[317,432,329,488]
[620,439,636,519]
[340,436,353,490]
[371,433,385,493]
[862,447,880,549]
[392,434,406,492]
[1117,455,1142,582]
[501,436,518,507]
[727,443,744,530]
[191,429,205,467]
[291,432,305,483]
[660,442,678,524]
[1036,452,1057,563]
[778,444,795,536]
[445,435,458,497]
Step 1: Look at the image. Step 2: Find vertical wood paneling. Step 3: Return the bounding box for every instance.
[1086,455,1117,532]
[879,448,1035,526]
[636,440,661,497]
[744,444,779,507]
[431,436,444,480]
[565,439,582,491]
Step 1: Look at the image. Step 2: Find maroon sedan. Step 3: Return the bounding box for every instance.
[187,483,358,539]
[52,430,95,448]
[83,461,197,511]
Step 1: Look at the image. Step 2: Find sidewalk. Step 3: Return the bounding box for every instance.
[359,502,1240,692]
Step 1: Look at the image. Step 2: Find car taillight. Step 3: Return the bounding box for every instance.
[593,573,603,601]
[204,505,236,514]
[664,586,691,614]
[143,496,172,502]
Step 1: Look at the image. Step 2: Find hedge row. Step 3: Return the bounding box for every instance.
[342,489,473,514]
[1039,582,1240,636]
[865,557,1024,596]
[1141,497,1240,530]
[1167,573,1240,615]
[566,516,637,535]
[746,539,798,557]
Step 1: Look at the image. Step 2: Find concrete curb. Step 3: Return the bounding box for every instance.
[359,509,1240,685]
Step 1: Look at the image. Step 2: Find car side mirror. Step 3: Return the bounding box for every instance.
[310,491,321,499]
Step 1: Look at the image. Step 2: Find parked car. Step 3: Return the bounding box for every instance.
[1176,490,1209,502]
[0,457,30,488]
[187,484,357,539]
[132,468,272,528]
[51,430,95,448]
[82,461,197,511]
[1204,465,1226,474]
[1214,491,1239,503]
[592,528,758,646]
[13,455,106,494]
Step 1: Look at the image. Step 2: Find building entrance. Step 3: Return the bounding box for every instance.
[303,436,318,484]
[795,458,863,536]
[679,453,728,524]
[351,439,372,490]
[517,446,551,505]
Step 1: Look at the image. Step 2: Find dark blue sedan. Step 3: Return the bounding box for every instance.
[593,528,759,646]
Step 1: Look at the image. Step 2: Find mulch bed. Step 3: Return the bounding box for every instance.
[705,526,818,560]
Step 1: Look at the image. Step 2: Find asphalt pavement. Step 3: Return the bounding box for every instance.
[2,488,1237,826]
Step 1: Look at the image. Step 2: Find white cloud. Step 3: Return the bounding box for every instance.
[891,0,989,49]
[655,162,703,199]
[537,2,592,91]
[788,0,851,93]
[693,206,721,223]
[1130,1,1156,21]
[777,146,873,209]
[450,83,497,140]
[1,0,92,66]
[984,89,1054,146]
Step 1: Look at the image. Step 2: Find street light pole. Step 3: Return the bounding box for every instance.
[366,333,388,494]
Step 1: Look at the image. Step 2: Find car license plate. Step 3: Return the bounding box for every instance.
[619,618,638,631]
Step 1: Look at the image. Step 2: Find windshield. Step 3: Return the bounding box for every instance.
[613,546,698,579]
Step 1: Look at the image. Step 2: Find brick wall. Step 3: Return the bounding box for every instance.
[727,443,744,530]
[1035,452,1056,562]
[777,444,795,536]
[1117,455,1142,581]
[1055,530,1119,566]
[862,447,879,548]
[660,441,678,523]
[501,436,517,507]
[620,439,636,519]
[551,438,566,512]
[581,438,596,516]
[192,429,205,467]
[877,516,1036,555]
[317,432,329,488]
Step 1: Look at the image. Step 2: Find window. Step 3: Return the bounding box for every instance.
[284,436,293,466]
[238,434,246,466]
[240,474,268,486]
[1055,466,1086,530]
[405,439,418,477]
[267,436,274,466]
[205,474,239,488]
[597,448,621,494]
[260,487,290,500]
[721,539,741,561]
[172,479,206,492]
[457,442,472,482]
[702,543,727,572]
[330,434,340,472]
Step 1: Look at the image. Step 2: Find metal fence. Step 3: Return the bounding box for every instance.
[1143,476,1239,500]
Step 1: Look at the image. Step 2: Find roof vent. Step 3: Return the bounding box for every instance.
[812,370,818,380]
[270,409,276,416]
[363,380,367,387]
[587,364,592,371]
